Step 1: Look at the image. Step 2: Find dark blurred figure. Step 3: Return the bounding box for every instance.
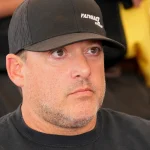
[95,0,141,67]
[0,16,11,70]
[104,59,150,119]
[0,0,24,70]
[0,0,23,114]
[0,94,7,117]
[95,0,150,119]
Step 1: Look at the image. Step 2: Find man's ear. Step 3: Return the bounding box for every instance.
[6,54,25,87]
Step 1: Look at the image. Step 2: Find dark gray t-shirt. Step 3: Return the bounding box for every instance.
[0,107,150,150]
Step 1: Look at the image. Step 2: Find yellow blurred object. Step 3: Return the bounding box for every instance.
[119,0,150,86]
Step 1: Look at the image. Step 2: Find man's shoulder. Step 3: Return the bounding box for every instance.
[99,108,150,147]
[0,112,11,123]
[101,108,150,125]
[0,112,15,133]
[100,108,150,134]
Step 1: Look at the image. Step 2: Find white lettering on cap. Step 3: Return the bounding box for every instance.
[81,13,103,28]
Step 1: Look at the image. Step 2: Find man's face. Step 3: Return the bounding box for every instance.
[22,40,105,128]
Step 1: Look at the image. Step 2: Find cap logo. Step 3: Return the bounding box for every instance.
[81,13,103,28]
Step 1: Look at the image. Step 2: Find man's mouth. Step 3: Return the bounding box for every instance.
[69,87,94,95]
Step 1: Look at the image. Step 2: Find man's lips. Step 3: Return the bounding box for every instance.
[69,88,93,95]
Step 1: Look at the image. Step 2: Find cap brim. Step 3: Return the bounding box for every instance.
[25,33,126,68]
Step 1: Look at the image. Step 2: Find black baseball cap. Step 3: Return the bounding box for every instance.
[8,0,125,67]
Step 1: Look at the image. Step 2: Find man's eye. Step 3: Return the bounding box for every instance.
[51,49,66,58]
[87,47,101,55]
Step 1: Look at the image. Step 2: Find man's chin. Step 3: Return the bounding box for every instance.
[59,114,96,129]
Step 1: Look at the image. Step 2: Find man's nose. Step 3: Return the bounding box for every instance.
[71,54,91,79]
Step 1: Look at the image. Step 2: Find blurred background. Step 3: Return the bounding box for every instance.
[0,0,150,119]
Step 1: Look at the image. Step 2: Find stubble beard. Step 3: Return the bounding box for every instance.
[41,106,95,129]
[36,79,106,129]
[37,94,104,129]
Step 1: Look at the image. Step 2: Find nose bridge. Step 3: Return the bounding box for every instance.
[71,52,91,78]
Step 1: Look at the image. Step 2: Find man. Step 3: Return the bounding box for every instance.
[0,0,149,149]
